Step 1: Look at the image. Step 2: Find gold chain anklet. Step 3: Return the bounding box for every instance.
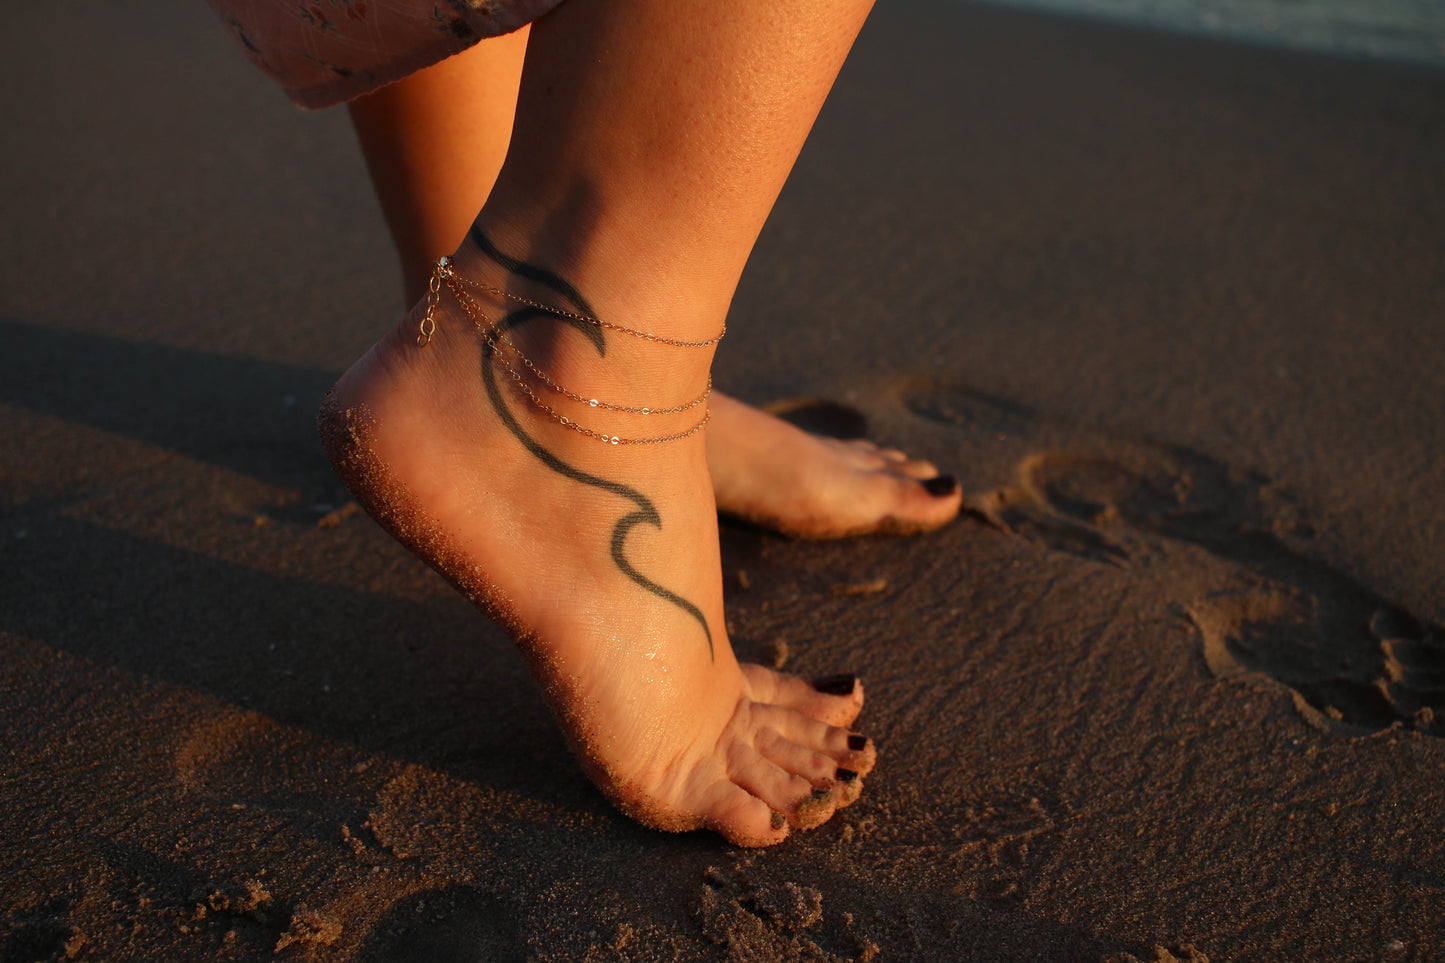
[419,257,713,446]
[450,284,712,415]
[493,351,712,446]
[438,256,726,348]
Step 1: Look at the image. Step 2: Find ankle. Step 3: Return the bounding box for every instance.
[423,243,719,451]
[456,215,735,346]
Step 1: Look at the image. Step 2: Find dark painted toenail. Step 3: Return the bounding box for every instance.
[847,734,867,751]
[922,474,957,497]
[812,674,857,696]
[835,767,858,783]
[770,811,786,830]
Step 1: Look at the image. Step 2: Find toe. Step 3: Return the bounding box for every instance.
[755,726,844,786]
[896,457,941,480]
[700,780,791,847]
[741,664,864,727]
[727,744,828,829]
[808,444,960,536]
[792,785,839,830]
[832,439,902,472]
[833,438,937,479]
[833,765,864,807]
[756,726,867,811]
[873,472,962,534]
[751,702,877,778]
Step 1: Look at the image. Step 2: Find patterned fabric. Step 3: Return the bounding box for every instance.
[207,0,564,109]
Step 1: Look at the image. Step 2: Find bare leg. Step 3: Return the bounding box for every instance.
[348,29,530,303]
[324,0,884,845]
[349,35,963,539]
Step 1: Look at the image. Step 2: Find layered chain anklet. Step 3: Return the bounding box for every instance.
[418,256,717,446]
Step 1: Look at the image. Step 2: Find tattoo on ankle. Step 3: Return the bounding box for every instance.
[469,227,715,660]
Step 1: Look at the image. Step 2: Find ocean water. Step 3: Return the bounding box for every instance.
[976,0,1445,66]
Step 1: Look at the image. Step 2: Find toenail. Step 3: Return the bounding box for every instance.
[847,734,867,751]
[922,474,958,497]
[770,811,787,830]
[835,767,858,783]
[811,674,857,696]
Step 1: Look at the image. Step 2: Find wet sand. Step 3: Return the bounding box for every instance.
[3,1,1444,959]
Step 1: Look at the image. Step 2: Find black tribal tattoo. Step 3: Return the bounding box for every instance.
[469,227,715,660]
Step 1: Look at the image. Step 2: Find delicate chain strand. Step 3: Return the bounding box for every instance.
[489,341,712,446]
[416,262,443,346]
[444,259,726,348]
[421,257,712,446]
[450,283,711,415]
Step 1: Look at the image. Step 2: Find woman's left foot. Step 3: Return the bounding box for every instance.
[706,391,963,539]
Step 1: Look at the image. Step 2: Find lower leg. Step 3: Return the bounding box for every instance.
[347,28,962,539]
[348,29,530,301]
[326,0,881,845]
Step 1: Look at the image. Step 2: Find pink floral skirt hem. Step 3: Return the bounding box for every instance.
[206,0,565,109]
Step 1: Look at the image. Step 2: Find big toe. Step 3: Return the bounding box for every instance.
[743,663,864,728]
[867,471,963,535]
[805,450,963,537]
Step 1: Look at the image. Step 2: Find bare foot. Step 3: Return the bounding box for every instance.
[707,392,962,538]
[320,237,875,845]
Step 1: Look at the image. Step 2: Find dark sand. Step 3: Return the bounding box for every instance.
[3,2,1444,960]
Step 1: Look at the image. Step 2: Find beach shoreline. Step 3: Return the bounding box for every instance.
[970,0,1445,68]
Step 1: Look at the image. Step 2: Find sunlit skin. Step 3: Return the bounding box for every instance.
[323,0,962,843]
[347,24,965,542]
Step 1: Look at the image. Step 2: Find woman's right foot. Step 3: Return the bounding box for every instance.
[320,236,876,846]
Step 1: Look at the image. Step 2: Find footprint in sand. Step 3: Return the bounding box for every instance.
[762,397,871,440]
[696,860,879,962]
[907,385,1445,738]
